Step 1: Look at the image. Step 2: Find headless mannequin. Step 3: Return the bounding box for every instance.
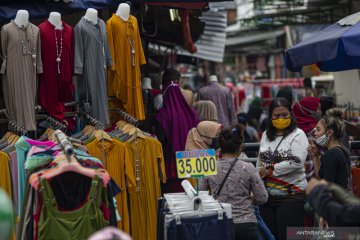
[48,12,63,30]
[84,8,98,25]
[116,3,130,21]
[14,10,29,28]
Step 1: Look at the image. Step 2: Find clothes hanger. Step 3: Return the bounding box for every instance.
[92,129,113,142]
[122,123,135,133]
[127,128,146,142]
[116,120,127,129]
[29,154,110,190]
[83,125,96,136]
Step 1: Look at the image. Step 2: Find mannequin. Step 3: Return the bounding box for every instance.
[209,75,219,82]
[116,3,130,21]
[84,8,98,25]
[14,10,29,28]
[2,12,42,131]
[38,13,74,121]
[48,12,63,30]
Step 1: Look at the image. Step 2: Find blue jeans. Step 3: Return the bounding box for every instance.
[254,205,275,240]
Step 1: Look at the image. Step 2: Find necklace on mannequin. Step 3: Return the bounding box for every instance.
[55,29,63,74]
[16,22,37,68]
[125,20,136,67]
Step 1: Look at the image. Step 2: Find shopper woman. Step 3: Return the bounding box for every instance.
[193,100,218,122]
[293,96,322,180]
[309,108,351,189]
[258,97,308,240]
[185,121,222,151]
[200,125,268,240]
[156,68,198,193]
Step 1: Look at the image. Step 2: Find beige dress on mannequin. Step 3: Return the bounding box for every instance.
[1,21,42,130]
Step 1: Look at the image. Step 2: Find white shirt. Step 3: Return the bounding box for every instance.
[257,128,308,196]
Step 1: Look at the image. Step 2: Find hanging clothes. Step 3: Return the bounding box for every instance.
[125,136,166,240]
[37,176,108,239]
[38,20,74,120]
[0,21,43,131]
[74,17,112,126]
[0,151,12,199]
[106,14,146,120]
[86,138,136,233]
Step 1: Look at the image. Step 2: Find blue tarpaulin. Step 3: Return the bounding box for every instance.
[286,12,360,72]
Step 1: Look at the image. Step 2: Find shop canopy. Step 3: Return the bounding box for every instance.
[286,12,360,72]
[0,0,231,23]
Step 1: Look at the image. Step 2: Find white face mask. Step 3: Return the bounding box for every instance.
[316,134,329,147]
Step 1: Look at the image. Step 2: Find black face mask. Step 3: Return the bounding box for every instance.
[210,138,219,150]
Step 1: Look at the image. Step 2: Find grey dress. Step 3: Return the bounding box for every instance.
[1,21,43,131]
[74,17,112,126]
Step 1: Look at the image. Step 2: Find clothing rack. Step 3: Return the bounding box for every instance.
[110,108,138,126]
[80,111,104,130]
[8,120,27,136]
[46,116,67,132]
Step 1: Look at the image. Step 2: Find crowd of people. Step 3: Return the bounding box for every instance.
[141,68,360,240]
[1,67,359,240]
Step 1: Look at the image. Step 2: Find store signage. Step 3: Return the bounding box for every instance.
[176,149,217,178]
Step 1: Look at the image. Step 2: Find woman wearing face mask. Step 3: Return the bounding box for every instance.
[309,108,351,189]
[293,96,322,181]
[257,97,308,240]
[200,125,268,240]
[185,121,222,151]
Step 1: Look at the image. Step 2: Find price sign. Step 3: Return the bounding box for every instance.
[176,149,217,179]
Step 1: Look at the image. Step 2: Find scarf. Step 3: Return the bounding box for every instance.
[193,100,218,122]
[156,82,198,152]
[185,121,222,150]
[293,96,321,133]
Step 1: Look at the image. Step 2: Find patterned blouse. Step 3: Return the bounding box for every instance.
[199,158,268,224]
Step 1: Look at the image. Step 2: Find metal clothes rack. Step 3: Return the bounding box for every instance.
[8,120,27,136]
[46,116,67,132]
[80,111,105,130]
[110,108,138,127]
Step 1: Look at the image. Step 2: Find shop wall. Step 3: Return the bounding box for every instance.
[333,70,360,107]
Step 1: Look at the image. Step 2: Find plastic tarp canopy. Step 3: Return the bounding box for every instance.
[0,0,231,22]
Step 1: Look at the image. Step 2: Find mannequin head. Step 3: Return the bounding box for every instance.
[14,10,29,27]
[84,8,98,24]
[116,3,130,21]
[48,12,62,29]
[209,75,219,82]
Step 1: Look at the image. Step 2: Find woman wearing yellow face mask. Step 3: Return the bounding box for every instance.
[257,97,309,240]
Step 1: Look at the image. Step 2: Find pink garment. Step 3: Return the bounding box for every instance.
[26,138,56,147]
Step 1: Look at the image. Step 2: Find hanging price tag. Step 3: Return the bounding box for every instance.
[176,149,217,179]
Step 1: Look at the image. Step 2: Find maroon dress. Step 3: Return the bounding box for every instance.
[38,20,74,120]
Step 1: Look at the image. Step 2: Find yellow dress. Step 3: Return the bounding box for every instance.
[86,138,136,233]
[0,152,12,198]
[125,137,166,240]
[106,14,146,120]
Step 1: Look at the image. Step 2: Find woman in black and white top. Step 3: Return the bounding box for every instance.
[257,97,309,240]
[309,108,351,189]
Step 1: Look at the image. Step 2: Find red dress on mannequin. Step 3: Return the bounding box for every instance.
[38,20,74,120]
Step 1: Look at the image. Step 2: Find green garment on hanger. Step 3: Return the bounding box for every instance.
[38,175,108,239]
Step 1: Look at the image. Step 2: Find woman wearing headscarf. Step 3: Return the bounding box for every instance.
[185,121,222,151]
[193,100,218,122]
[156,68,199,193]
[293,96,322,180]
